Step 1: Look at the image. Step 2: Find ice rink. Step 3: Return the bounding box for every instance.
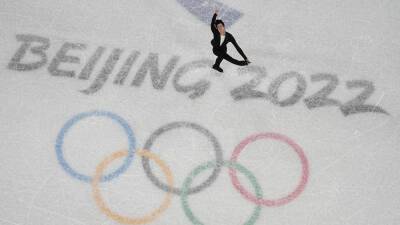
[1,0,400,224]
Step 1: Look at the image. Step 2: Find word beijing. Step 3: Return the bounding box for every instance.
[7,34,389,117]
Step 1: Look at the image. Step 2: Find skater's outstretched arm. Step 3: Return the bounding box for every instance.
[211,10,218,34]
[231,35,248,60]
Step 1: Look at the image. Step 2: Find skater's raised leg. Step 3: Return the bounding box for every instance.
[221,52,248,66]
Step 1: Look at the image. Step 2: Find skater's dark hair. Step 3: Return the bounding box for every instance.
[215,20,224,27]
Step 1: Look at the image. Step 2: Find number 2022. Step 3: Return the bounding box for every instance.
[230,66,389,117]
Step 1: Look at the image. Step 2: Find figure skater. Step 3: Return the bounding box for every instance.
[211,9,251,73]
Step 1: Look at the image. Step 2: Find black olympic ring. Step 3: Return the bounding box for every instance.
[142,121,224,195]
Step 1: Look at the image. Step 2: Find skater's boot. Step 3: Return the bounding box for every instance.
[212,64,223,72]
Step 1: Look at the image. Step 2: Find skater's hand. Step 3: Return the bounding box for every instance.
[214,9,219,15]
[245,59,251,65]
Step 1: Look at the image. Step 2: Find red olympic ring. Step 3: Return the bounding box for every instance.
[229,132,309,207]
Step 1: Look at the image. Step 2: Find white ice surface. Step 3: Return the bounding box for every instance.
[1,0,400,225]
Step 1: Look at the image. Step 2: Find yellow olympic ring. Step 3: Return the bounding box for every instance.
[92,149,174,224]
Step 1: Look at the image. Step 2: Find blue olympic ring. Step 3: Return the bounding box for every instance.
[55,110,136,182]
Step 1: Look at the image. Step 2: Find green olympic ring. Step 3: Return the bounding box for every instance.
[180,160,263,225]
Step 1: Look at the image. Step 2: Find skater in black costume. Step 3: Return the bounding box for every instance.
[211,9,251,73]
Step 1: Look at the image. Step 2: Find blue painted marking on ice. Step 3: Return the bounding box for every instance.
[176,0,243,28]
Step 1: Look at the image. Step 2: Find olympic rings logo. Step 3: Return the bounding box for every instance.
[55,110,309,224]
